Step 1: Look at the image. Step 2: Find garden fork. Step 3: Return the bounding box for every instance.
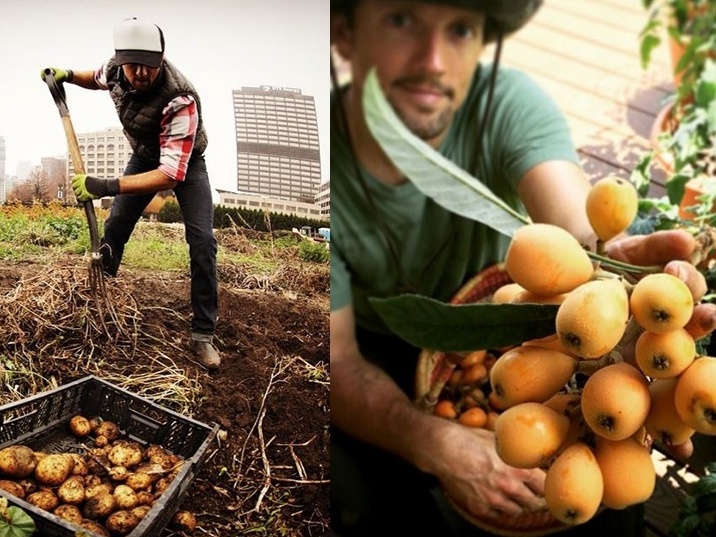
[42,70,120,333]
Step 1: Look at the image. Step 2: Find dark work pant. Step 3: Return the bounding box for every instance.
[101,153,218,337]
[331,328,646,537]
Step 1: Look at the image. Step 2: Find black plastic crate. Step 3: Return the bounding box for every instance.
[0,375,219,536]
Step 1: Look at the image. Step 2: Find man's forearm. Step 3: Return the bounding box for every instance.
[331,354,449,475]
[119,169,177,195]
[69,70,101,90]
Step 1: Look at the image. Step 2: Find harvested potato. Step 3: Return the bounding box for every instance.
[79,518,110,537]
[135,490,154,506]
[88,416,103,432]
[57,475,85,505]
[69,415,92,438]
[106,510,140,535]
[94,421,120,442]
[26,489,59,512]
[85,482,113,500]
[94,435,109,448]
[85,451,111,477]
[54,503,83,524]
[108,466,129,482]
[130,504,151,520]
[113,484,138,510]
[70,454,89,476]
[83,492,117,520]
[171,510,197,533]
[0,479,25,499]
[108,441,143,469]
[19,478,36,496]
[84,474,102,488]
[144,445,163,458]
[125,472,154,492]
[149,450,176,470]
[153,477,172,498]
[35,453,75,486]
[0,445,37,478]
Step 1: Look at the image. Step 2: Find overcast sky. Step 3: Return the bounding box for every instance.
[0,0,328,192]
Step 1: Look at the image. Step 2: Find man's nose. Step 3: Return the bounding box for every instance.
[414,32,447,75]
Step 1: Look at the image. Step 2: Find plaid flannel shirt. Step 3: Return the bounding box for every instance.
[95,65,198,182]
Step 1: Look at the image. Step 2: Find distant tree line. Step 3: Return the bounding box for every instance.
[158,199,329,231]
[2,189,329,233]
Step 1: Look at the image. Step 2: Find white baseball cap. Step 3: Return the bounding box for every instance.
[113,18,165,68]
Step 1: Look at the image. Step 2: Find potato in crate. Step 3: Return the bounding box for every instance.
[0,375,218,537]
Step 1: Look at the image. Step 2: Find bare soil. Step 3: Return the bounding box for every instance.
[0,231,330,536]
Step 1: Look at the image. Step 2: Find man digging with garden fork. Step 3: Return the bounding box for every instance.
[44,17,221,370]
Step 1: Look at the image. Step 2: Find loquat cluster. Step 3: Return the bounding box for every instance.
[428,175,716,527]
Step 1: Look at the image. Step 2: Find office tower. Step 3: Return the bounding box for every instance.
[233,86,321,201]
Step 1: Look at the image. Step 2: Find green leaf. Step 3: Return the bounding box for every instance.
[369,294,558,351]
[361,68,529,238]
[0,505,35,537]
[640,33,662,70]
[668,513,701,537]
[692,474,716,497]
[630,153,653,197]
[695,490,716,514]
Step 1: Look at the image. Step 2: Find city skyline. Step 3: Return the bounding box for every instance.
[0,0,328,193]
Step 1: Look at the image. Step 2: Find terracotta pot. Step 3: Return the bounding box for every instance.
[649,102,677,176]
[647,102,715,220]
[679,176,716,220]
[669,34,687,87]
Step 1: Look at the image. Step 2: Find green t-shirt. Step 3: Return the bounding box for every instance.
[330,64,579,334]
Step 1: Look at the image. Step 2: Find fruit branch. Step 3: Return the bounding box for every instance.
[586,251,662,275]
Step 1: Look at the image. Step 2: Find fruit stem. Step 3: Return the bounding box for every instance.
[615,316,644,354]
[576,352,615,375]
[586,251,662,274]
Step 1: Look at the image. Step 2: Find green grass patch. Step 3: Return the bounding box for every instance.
[0,204,329,272]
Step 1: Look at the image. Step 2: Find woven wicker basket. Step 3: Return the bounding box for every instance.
[414,264,568,537]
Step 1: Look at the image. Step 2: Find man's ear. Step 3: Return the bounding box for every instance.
[331,12,353,60]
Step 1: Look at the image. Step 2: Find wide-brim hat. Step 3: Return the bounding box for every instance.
[114,18,165,68]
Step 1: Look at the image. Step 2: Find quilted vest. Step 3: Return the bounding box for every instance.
[105,57,208,160]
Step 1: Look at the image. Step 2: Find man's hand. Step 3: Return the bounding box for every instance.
[71,175,120,202]
[606,230,716,338]
[433,422,546,520]
[41,67,73,83]
[606,229,716,460]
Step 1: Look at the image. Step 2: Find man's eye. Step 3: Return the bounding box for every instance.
[451,23,475,39]
[387,13,412,28]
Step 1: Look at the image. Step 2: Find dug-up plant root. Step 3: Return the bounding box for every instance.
[0,261,137,347]
[225,353,329,533]
[0,260,203,416]
[219,262,329,296]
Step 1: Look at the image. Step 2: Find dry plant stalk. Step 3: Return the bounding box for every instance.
[0,261,202,415]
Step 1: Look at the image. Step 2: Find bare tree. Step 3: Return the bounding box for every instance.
[8,167,52,203]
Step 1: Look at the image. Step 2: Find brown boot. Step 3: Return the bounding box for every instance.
[192,341,221,370]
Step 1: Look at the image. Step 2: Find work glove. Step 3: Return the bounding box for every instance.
[40,67,74,83]
[71,174,120,202]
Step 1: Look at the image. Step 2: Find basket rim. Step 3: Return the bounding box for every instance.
[441,488,568,537]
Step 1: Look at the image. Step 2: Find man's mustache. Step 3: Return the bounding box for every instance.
[393,76,454,99]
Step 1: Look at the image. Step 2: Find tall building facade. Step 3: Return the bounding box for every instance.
[315,181,330,221]
[233,86,321,202]
[69,128,133,178]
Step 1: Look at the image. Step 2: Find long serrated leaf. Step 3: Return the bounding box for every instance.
[369,294,558,351]
[362,68,528,238]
